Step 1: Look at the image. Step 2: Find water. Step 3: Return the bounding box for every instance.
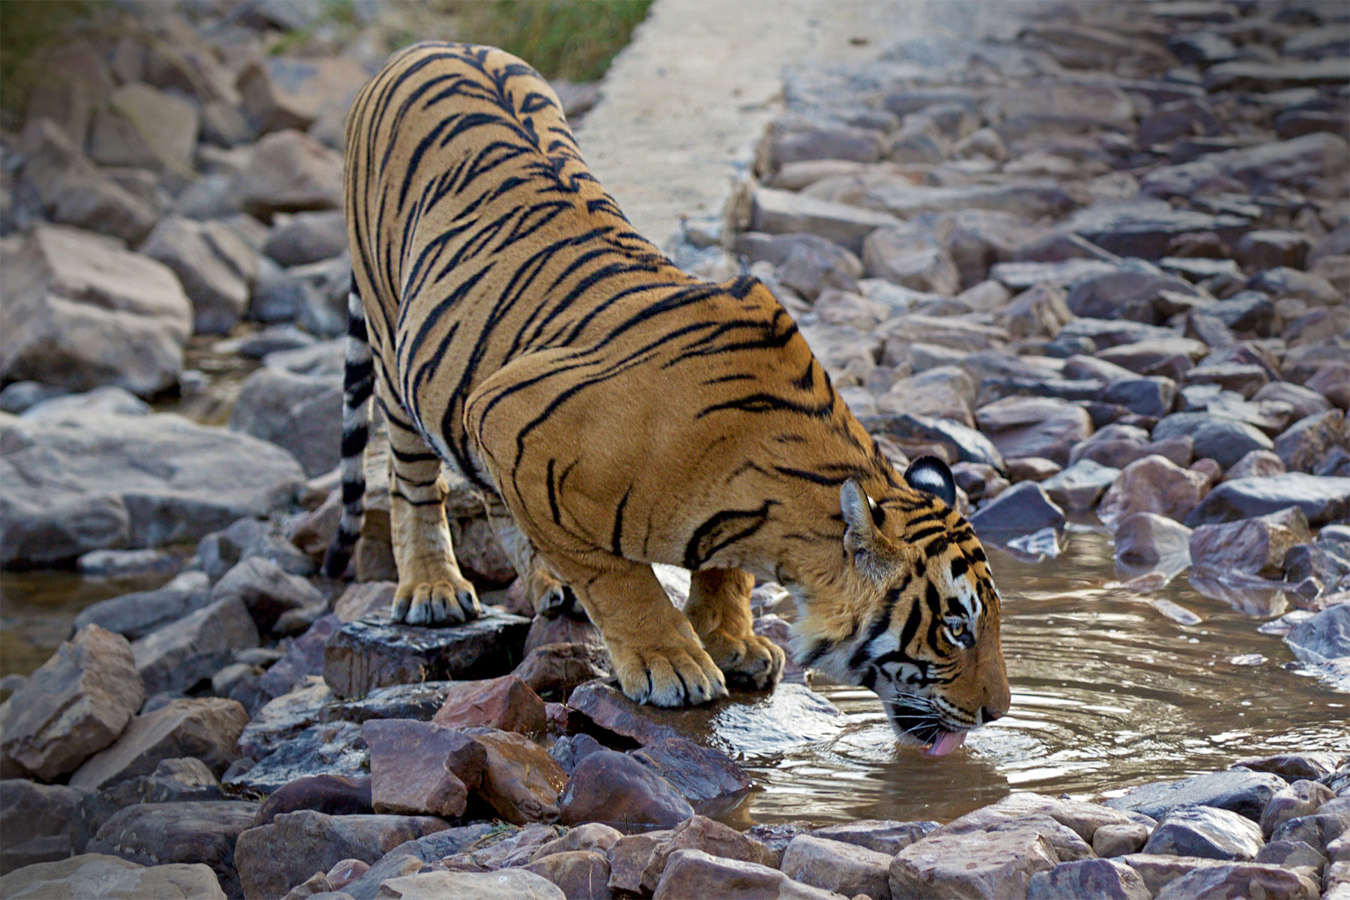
[743,529,1349,826]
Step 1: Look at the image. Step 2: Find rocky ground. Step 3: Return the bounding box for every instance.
[1,1,1349,899]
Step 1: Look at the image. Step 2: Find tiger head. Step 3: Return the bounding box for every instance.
[795,456,1010,756]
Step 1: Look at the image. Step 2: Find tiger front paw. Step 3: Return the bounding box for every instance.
[703,631,786,690]
[391,575,481,626]
[611,642,729,707]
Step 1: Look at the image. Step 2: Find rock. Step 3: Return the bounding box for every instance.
[1103,377,1177,419]
[1254,838,1328,871]
[1270,803,1350,855]
[1041,459,1120,510]
[323,608,532,699]
[1062,200,1246,263]
[0,780,86,873]
[1275,409,1348,475]
[1151,861,1320,900]
[363,719,486,819]
[1253,382,1332,423]
[0,625,144,780]
[212,556,323,636]
[1114,512,1192,579]
[1236,752,1345,783]
[1186,473,1350,527]
[890,821,1062,900]
[69,698,249,790]
[1105,769,1288,822]
[0,412,303,567]
[1236,230,1312,271]
[132,595,260,696]
[523,850,609,900]
[630,737,753,816]
[513,643,611,700]
[861,412,1006,469]
[1189,506,1311,579]
[1092,823,1150,858]
[262,210,348,267]
[228,367,342,478]
[1285,604,1350,665]
[89,83,198,173]
[560,750,693,833]
[812,820,938,856]
[862,225,961,295]
[640,815,777,893]
[431,675,546,735]
[85,801,257,898]
[1149,413,1277,472]
[1224,449,1287,482]
[1261,780,1335,839]
[235,811,450,900]
[1097,455,1211,530]
[198,517,314,580]
[237,56,369,137]
[735,232,863,301]
[968,482,1065,545]
[229,721,367,795]
[1096,338,1209,382]
[468,728,568,825]
[378,869,564,900]
[1142,805,1264,860]
[71,758,224,855]
[1027,858,1151,900]
[236,130,344,221]
[549,734,604,775]
[751,186,901,255]
[253,774,372,828]
[654,849,843,900]
[532,822,624,861]
[781,833,891,900]
[1142,133,1349,199]
[0,854,226,900]
[975,396,1093,467]
[0,226,190,397]
[139,216,257,335]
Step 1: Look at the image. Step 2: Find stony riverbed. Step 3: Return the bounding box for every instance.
[2,1,1349,899]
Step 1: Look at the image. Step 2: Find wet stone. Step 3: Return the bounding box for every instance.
[226,720,366,795]
[1285,605,1350,666]
[1236,752,1346,783]
[431,675,546,735]
[1142,805,1265,860]
[968,482,1066,546]
[513,642,612,700]
[1105,769,1288,822]
[1189,506,1311,579]
[467,727,568,825]
[1097,455,1210,530]
[640,815,777,894]
[323,607,531,699]
[560,750,692,834]
[813,819,939,856]
[630,737,754,816]
[1185,473,1350,527]
[1261,780,1335,840]
[1114,512,1192,580]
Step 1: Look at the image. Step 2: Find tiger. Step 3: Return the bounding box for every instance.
[322,42,1010,753]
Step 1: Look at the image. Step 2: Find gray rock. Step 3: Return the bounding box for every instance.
[0,625,144,781]
[211,557,324,635]
[1152,412,1275,469]
[767,116,884,169]
[1189,507,1311,580]
[235,811,451,900]
[812,820,938,857]
[324,608,532,699]
[1062,200,1246,262]
[89,82,198,173]
[197,517,314,579]
[1152,861,1320,900]
[1027,858,1151,900]
[1096,338,1208,382]
[337,823,496,900]
[70,697,250,790]
[1105,769,1288,822]
[751,186,901,255]
[1261,779,1335,840]
[890,820,1063,900]
[1275,409,1348,474]
[1285,604,1350,665]
[860,412,1005,469]
[655,849,840,900]
[1041,459,1120,510]
[1097,455,1210,531]
[262,210,348,267]
[132,595,260,696]
[1142,132,1348,199]
[139,216,258,335]
[968,482,1065,545]
[862,224,961,295]
[975,396,1093,467]
[1253,838,1328,871]
[0,412,303,567]
[1114,512,1192,580]
[227,721,367,795]
[0,853,227,899]
[630,737,753,817]
[70,758,223,855]
[1185,473,1350,527]
[1142,805,1265,860]
[235,129,344,221]
[228,367,341,478]
[0,227,190,398]
[85,801,257,898]
[0,780,87,874]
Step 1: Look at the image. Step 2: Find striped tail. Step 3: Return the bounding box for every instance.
[321,287,375,578]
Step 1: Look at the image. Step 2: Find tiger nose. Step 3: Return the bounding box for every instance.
[979,705,1006,726]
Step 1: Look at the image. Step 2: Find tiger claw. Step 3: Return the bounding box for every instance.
[392,578,480,626]
[612,644,728,707]
[704,631,786,690]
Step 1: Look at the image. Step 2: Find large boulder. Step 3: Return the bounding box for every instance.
[0,625,144,780]
[0,412,304,567]
[0,227,191,398]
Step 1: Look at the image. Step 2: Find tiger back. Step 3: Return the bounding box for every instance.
[327,42,1010,752]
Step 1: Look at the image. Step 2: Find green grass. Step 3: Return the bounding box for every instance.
[0,0,93,118]
[456,0,653,82]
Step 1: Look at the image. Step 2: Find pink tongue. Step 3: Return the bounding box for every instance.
[923,731,967,757]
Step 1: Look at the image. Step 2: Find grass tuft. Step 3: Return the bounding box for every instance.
[455,0,653,82]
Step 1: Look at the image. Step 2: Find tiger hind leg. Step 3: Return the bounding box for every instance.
[483,496,578,618]
[382,398,481,625]
[684,568,785,690]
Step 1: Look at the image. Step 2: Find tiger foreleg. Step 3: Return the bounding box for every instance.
[384,408,480,625]
[684,568,785,691]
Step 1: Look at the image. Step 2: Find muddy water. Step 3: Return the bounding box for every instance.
[744,529,1350,826]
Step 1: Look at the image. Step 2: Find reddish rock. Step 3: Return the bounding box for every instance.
[654,849,842,900]
[468,728,567,825]
[1097,455,1211,530]
[432,675,546,735]
[253,774,372,826]
[363,719,487,818]
[606,831,672,895]
[514,643,612,699]
[640,815,777,893]
[1092,823,1150,858]
[1,625,144,780]
[890,823,1061,900]
[1190,506,1312,579]
[523,612,604,655]
[1260,779,1335,840]
[69,698,248,790]
[1027,858,1151,900]
[560,750,693,834]
[524,850,611,900]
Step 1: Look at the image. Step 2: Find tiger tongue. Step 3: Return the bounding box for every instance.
[922,730,967,758]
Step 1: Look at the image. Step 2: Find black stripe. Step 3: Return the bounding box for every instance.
[546,458,561,525]
[682,501,775,569]
[341,424,368,457]
[611,488,630,556]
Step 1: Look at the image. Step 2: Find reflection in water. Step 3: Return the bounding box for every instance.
[745,530,1350,825]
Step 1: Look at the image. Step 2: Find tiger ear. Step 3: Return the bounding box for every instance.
[903,456,956,508]
[841,480,895,582]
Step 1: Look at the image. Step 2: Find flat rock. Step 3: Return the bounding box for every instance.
[235,129,343,221]
[812,820,938,856]
[72,577,212,642]
[234,811,450,900]
[139,216,257,336]
[252,774,372,827]
[0,780,86,873]
[377,868,564,900]
[1041,459,1120,511]
[0,853,226,900]
[560,750,693,834]
[363,719,486,819]
[1152,412,1275,470]
[1285,604,1350,665]
[227,720,366,795]
[228,367,342,478]
[654,848,844,900]
[85,800,257,898]
[752,185,900,255]
[70,758,224,855]
[1142,805,1264,860]
[323,608,531,699]
[975,396,1092,467]
[968,482,1066,545]
[132,595,260,696]
[1185,473,1350,527]
[70,697,248,790]
[1153,860,1319,900]
[1062,200,1247,262]
[890,821,1062,900]
[860,412,1006,469]
[512,642,611,700]
[1189,507,1311,579]
[1,625,144,780]
[0,412,303,567]
[1105,769,1288,822]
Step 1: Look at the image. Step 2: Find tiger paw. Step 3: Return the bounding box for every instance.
[391,577,481,626]
[528,570,578,619]
[612,643,729,707]
[703,631,786,690]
